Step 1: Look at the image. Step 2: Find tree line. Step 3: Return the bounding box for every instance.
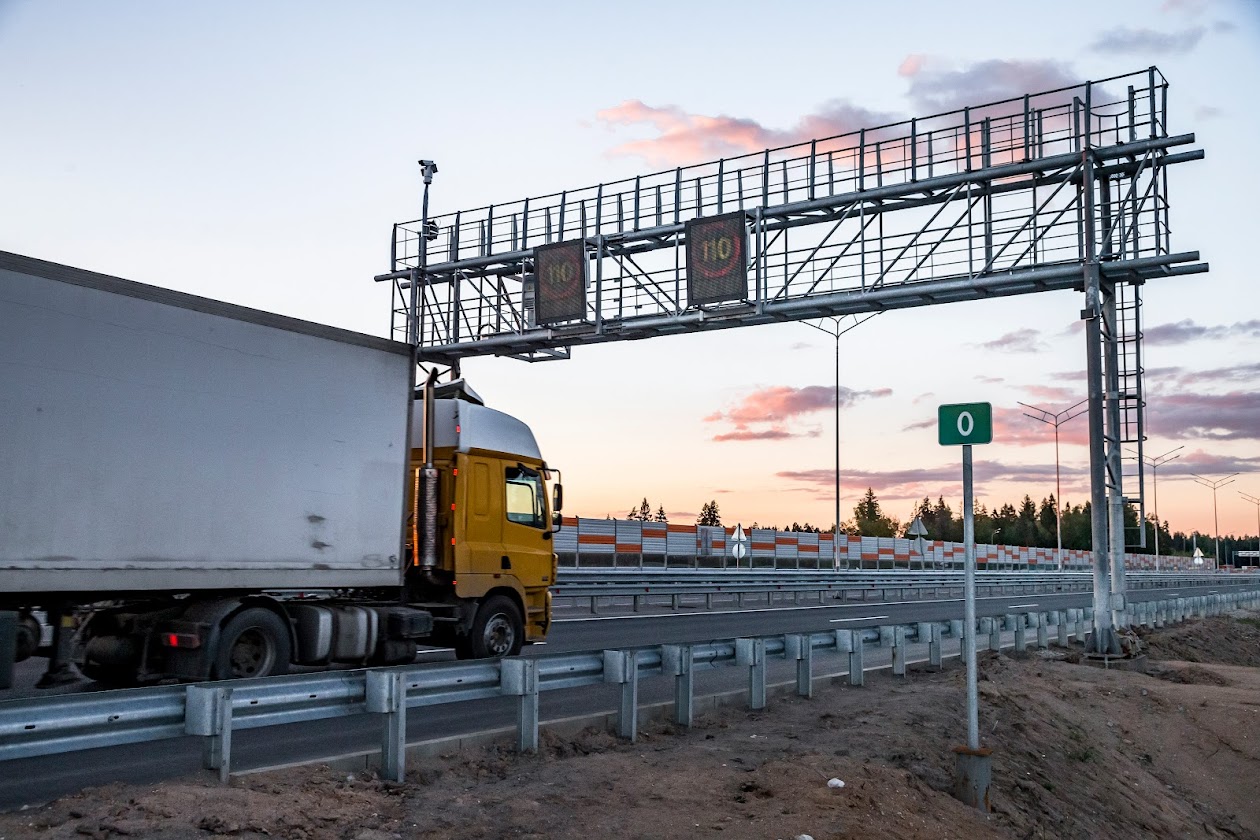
[625,489,1258,562]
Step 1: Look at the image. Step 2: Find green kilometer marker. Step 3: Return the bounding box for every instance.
[938,402,993,446]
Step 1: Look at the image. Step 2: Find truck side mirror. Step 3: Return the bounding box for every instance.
[552,484,563,514]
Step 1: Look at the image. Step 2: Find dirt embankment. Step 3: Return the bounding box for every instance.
[3,615,1260,840]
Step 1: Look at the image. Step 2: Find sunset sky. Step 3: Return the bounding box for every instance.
[2,1,1257,538]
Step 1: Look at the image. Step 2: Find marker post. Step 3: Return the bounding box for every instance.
[939,402,994,811]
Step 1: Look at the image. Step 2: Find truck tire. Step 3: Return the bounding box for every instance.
[212,608,291,680]
[458,595,523,659]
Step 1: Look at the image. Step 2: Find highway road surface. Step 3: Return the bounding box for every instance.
[1,581,1251,811]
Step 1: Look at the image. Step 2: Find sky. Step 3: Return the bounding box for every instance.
[2,0,1258,539]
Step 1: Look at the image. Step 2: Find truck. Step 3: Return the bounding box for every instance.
[0,251,561,688]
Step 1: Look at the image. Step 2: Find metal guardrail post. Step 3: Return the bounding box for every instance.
[501,658,540,753]
[1034,613,1048,649]
[603,650,638,741]
[785,634,813,698]
[891,627,907,676]
[949,620,964,659]
[366,670,407,780]
[926,623,942,668]
[661,644,694,726]
[1011,614,1026,653]
[838,629,864,686]
[736,638,767,709]
[987,617,1001,652]
[185,685,233,783]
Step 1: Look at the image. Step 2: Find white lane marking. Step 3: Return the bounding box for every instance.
[829,615,889,623]
[1007,603,1039,609]
[1166,592,1179,596]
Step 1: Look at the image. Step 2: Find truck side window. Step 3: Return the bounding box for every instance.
[505,466,546,529]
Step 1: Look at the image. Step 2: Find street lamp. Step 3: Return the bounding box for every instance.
[1019,398,1088,572]
[992,528,1001,570]
[1191,473,1239,570]
[1127,445,1183,571]
[804,313,880,570]
[1240,492,1260,568]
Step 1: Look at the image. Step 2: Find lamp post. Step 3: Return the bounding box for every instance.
[992,528,1001,570]
[1240,492,1260,568]
[1191,473,1239,570]
[1127,445,1183,571]
[804,313,880,570]
[1019,398,1088,571]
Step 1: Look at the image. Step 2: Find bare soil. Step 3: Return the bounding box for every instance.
[3,614,1260,840]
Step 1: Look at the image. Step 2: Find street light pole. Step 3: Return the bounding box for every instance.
[804,313,880,571]
[1191,473,1239,570]
[1240,492,1260,568]
[1128,445,1182,571]
[1019,399,1088,572]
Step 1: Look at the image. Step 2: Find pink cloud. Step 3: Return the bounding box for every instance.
[708,384,891,442]
[713,427,812,443]
[596,99,900,167]
[898,54,926,77]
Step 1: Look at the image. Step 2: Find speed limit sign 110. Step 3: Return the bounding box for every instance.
[938,402,993,446]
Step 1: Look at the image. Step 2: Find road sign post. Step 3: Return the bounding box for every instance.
[731,524,748,568]
[939,402,993,810]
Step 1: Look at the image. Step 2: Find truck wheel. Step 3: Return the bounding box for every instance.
[459,595,523,659]
[213,608,291,680]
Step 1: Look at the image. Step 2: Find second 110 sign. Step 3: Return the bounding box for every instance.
[685,212,748,307]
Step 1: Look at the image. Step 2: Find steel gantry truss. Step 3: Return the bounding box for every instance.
[375,67,1206,653]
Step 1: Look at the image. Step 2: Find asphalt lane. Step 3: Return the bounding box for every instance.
[1,581,1251,811]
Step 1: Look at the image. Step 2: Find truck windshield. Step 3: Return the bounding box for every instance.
[505,466,546,529]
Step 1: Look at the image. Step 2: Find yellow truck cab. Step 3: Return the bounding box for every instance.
[407,379,558,659]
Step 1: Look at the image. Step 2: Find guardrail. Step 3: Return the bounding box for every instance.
[4,587,1258,790]
[551,570,1251,614]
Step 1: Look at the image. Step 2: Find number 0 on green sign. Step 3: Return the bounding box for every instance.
[938,402,993,445]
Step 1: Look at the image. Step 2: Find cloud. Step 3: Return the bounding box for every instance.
[1160,0,1208,15]
[900,58,1081,114]
[1158,450,1260,477]
[1088,26,1207,55]
[1147,391,1260,441]
[1149,362,1260,389]
[713,428,818,442]
[1144,318,1260,345]
[777,459,1079,504]
[974,328,1046,353]
[975,375,1004,384]
[708,384,892,442]
[595,99,901,166]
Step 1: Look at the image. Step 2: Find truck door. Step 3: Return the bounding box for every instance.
[502,464,552,589]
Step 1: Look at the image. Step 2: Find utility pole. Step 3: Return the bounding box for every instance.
[1191,473,1239,569]
[1019,398,1087,571]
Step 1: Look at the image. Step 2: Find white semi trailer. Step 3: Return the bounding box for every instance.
[0,252,559,688]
